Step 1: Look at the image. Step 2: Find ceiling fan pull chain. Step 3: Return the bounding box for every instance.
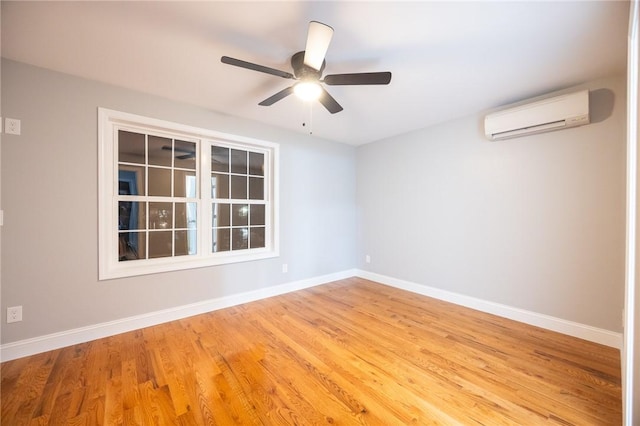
[302,101,314,135]
[308,102,313,135]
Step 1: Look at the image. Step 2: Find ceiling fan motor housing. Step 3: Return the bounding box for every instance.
[292,51,324,80]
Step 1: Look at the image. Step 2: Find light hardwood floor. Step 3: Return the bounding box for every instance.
[1,278,621,425]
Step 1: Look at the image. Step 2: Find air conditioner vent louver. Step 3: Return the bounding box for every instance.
[484,90,590,141]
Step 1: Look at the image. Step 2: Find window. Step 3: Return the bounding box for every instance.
[210,146,267,252]
[99,108,278,279]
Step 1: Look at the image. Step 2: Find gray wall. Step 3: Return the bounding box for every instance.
[356,75,627,332]
[0,59,628,348]
[0,59,357,343]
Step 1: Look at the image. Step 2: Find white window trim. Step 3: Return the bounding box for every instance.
[98,108,279,280]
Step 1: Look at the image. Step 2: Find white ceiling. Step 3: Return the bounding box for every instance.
[1,1,630,145]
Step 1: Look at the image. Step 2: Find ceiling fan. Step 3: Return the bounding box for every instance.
[221,21,392,114]
[162,145,195,160]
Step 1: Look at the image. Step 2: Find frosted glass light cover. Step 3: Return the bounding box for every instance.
[294,81,322,101]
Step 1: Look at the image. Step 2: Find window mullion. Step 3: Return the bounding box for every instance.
[201,139,212,257]
[171,138,175,258]
[144,134,150,259]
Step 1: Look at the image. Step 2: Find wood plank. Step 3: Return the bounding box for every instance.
[1,278,621,424]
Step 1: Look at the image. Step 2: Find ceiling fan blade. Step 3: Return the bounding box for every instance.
[177,153,195,160]
[303,21,334,71]
[162,145,195,159]
[163,145,194,154]
[259,86,295,106]
[324,72,392,86]
[318,87,343,114]
[221,56,294,79]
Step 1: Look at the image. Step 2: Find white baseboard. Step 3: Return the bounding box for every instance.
[1,268,621,362]
[0,269,357,362]
[356,270,623,350]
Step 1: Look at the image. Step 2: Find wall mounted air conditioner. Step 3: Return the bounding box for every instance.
[484,89,590,141]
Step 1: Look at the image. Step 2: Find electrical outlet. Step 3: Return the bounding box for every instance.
[282,263,288,273]
[365,255,371,264]
[7,306,22,323]
[5,118,21,135]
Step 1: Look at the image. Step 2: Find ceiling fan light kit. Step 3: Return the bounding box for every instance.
[221,21,392,114]
[294,81,322,101]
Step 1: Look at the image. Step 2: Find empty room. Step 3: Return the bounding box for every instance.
[1,1,639,425]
